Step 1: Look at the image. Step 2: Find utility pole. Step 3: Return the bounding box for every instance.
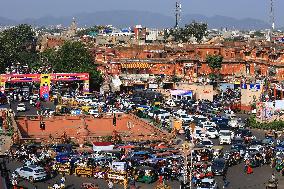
[175,1,182,28]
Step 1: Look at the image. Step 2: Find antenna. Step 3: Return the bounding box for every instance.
[270,0,275,31]
[175,1,182,28]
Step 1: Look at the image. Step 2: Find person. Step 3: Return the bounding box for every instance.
[223,174,228,188]
[60,174,66,188]
[108,180,114,189]
[271,173,276,181]
[52,182,60,189]
[247,165,253,174]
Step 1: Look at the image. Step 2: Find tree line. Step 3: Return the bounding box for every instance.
[0,24,102,90]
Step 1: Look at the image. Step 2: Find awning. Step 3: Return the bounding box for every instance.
[121,62,150,69]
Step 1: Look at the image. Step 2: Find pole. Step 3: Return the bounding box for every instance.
[183,150,188,186]
[190,148,193,189]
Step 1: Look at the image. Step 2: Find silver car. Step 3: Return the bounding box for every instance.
[15,165,47,182]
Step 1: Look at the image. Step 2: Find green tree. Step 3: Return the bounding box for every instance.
[53,41,103,90]
[185,21,208,43]
[206,55,223,70]
[0,24,37,71]
[206,55,223,82]
[164,21,208,43]
[76,25,107,37]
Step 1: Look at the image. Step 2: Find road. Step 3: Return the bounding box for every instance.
[3,129,284,189]
[1,103,284,188]
[0,100,55,116]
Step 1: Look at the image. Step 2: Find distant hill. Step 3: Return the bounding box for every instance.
[0,16,17,26]
[0,10,275,30]
[182,14,271,30]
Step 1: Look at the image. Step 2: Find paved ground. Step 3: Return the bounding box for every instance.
[3,129,284,189]
[1,103,284,188]
[0,100,55,116]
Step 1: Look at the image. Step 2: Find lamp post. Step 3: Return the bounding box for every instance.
[182,141,195,189]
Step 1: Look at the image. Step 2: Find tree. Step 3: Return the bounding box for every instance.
[185,21,208,43]
[76,25,108,37]
[206,55,223,70]
[52,41,103,90]
[0,24,37,72]
[164,21,208,43]
[206,55,223,82]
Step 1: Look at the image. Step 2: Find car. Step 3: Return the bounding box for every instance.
[262,138,275,146]
[16,103,27,112]
[197,178,218,189]
[231,143,246,156]
[212,158,227,176]
[219,130,232,145]
[179,114,194,123]
[62,94,72,100]
[15,165,47,182]
[89,109,99,117]
[206,127,219,139]
[202,121,217,128]
[201,138,214,148]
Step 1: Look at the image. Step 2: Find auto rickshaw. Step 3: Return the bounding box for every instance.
[275,159,284,172]
[81,105,92,112]
[55,105,71,114]
[134,166,158,184]
[212,146,224,158]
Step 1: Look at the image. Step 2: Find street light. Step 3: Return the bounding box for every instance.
[182,141,195,189]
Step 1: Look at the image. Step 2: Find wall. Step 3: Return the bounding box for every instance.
[16,114,167,141]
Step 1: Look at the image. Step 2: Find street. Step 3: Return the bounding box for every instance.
[0,129,282,189]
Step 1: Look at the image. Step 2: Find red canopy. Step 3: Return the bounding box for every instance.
[118,145,135,149]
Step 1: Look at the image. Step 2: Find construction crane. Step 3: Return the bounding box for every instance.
[175,1,182,28]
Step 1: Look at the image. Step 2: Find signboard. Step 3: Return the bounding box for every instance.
[249,84,261,91]
[148,83,158,89]
[170,90,193,97]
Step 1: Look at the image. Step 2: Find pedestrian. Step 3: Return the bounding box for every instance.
[60,174,66,188]
[246,165,253,174]
[52,182,60,189]
[108,180,114,189]
[223,174,228,188]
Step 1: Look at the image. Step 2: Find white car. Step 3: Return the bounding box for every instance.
[15,165,47,182]
[89,109,99,117]
[206,127,219,139]
[17,103,27,112]
[165,99,176,107]
[219,130,232,145]
[148,109,170,118]
[62,94,72,100]
[197,178,218,189]
[179,114,194,123]
[202,121,217,128]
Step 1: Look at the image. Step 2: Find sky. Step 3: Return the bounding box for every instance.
[0,0,283,24]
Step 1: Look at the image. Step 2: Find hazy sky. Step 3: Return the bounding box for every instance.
[0,0,283,23]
